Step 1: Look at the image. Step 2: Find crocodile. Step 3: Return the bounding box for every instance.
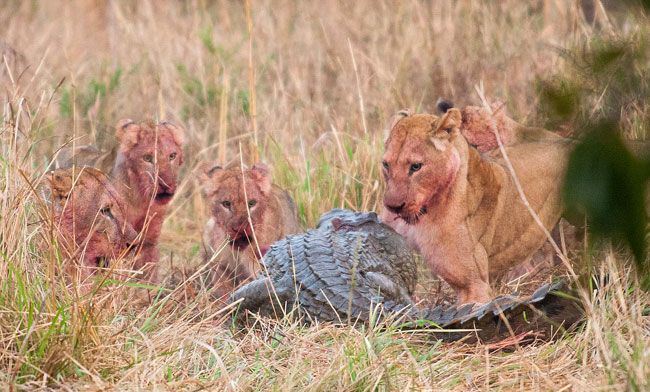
[231,209,583,342]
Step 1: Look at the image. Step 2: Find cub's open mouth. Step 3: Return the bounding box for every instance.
[230,235,251,250]
[94,256,108,268]
[155,191,175,204]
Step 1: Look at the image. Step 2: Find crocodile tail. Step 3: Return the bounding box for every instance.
[412,280,584,343]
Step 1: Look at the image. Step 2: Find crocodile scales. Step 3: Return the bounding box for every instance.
[231,209,582,342]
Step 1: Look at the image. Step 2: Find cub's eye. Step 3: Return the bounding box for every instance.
[143,154,154,163]
[382,161,389,170]
[222,200,232,208]
[409,163,422,174]
[100,206,114,219]
[169,152,177,161]
[248,200,257,208]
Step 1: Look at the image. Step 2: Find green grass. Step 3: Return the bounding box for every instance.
[0,1,649,390]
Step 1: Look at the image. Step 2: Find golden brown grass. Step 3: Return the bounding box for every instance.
[0,1,648,390]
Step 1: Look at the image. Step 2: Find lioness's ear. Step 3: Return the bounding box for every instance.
[159,121,186,147]
[429,109,461,150]
[46,169,73,202]
[385,109,410,141]
[249,163,272,195]
[433,108,462,135]
[389,109,411,130]
[115,119,140,148]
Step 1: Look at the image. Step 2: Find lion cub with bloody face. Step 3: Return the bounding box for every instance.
[111,119,185,281]
[200,163,301,297]
[380,108,571,304]
[45,167,138,287]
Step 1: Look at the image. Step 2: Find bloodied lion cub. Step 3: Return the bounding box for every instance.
[380,108,571,304]
[436,99,565,154]
[200,163,301,298]
[45,167,138,287]
[111,119,185,281]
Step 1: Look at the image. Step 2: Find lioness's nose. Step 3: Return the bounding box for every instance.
[386,202,406,214]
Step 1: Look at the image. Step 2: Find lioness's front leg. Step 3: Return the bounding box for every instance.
[428,225,491,304]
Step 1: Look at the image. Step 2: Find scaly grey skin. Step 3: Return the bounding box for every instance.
[231,209,582,342]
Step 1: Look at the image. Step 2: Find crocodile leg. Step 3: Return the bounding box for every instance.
[231,277,292,317]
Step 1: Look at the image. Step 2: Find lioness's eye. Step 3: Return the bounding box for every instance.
[409,163,422,173]
[382,161,389,170]
[248,200,257,207]
[222,200,232,208]
[143,154,154,163]
[169,152,177,161]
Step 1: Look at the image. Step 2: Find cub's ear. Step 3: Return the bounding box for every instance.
[46,169,73,202]
[159,121,186,147]
[115,119,140,149]
[249,163,272,195]
[198,161,223,197]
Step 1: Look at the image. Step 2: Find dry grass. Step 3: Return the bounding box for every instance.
[0,1,648,390]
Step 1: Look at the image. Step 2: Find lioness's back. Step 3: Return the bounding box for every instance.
[487,138,571,272]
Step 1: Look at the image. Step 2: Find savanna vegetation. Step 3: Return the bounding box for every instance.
[0,1,648,390]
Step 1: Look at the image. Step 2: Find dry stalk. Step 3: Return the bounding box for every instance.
[244,0,258,162]
[474,83,577,279]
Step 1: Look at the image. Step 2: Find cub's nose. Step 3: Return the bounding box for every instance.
[229,221,248,236]
[158,181,175,194]
[122,225,140,248]
[385,202,406,214]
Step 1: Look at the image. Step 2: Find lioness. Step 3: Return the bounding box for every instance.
[200,162,301,297]
[45,167,138,286]
[111,119,185,281]
[380,108,571,304]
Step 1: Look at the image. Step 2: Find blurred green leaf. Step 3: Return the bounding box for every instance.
[563,122,648,267]
[239,90,250,115]
[590,42,626,74]
[537,78,581,126]
[199,25,217,55]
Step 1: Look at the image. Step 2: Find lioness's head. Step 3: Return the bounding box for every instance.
[382,108,463,224]
[200,163,273,251]
[46,167,138,279]
[115,119,185,205]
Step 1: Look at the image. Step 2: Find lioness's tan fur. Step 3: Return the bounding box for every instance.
[381,108,571,303]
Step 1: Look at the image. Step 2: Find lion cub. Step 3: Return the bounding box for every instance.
[380,108,571,304]
[45,167,138,286]
[200,163,301,297]
[436,99,565,153]
[111,119,185,281]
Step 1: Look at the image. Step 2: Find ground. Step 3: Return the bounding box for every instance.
[0,1,648,390]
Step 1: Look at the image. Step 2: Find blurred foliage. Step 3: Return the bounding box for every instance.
[539,14,650,288]
[176,63,220,121]
[59,67,122,120]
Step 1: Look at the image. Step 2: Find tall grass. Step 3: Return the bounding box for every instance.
[0,0,648,389]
